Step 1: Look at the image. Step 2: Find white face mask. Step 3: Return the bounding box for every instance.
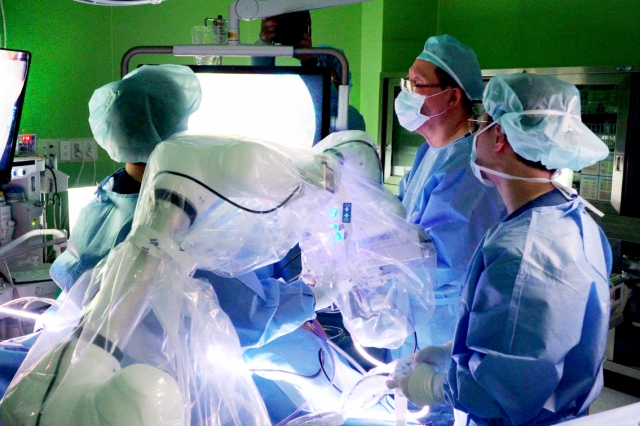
[471,120,557,187]
[394,88,451,132]
[470,121,498,187]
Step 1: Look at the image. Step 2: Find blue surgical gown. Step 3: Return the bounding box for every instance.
[445,190,612,425]
[392,135,506,359]
[50,169,138,292]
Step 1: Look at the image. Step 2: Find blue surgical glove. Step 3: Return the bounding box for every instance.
[386,362,446,408]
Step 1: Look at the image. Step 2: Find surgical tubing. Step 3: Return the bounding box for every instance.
[0,229,67,259]
[327,339,366,375]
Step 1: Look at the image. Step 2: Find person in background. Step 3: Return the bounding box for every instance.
[0,64,200,398]
[390,33,506,426]
[253,13,366,135]
[388,73,612,426]
[49,64,202,291]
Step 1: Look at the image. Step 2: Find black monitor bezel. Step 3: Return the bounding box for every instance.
[188,65,332,145]
[2,48,31,185]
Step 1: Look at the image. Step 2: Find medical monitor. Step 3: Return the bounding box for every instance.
[0,48,31,185]
[187,65,331,148]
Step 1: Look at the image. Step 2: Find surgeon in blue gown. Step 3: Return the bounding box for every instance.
[49,64,202,292]
[0,65,202,398]
[388,73,612,426]
[390,34,506,425]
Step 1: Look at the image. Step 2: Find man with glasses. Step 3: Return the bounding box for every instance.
[388,72,611,426]
[390,34,506,425]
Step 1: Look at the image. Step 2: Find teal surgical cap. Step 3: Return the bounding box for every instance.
[89,64,202,163]
[417,34,484,100]
[484,73,609,171]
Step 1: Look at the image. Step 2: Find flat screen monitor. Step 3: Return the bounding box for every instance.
[0,48,31,185]
[187,65,331,148]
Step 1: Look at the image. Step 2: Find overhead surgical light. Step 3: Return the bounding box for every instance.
[74,0,368,7]
[74,0,165,5]
[228,0,371,44]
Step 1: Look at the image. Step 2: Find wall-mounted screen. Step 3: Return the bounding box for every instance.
[0,48,31,185]
[187,65,331,148]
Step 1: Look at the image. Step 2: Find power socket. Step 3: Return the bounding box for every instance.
[81,139,98,161]
[60,140,71,161]
[72,141,83,161]
[57,138,98,162]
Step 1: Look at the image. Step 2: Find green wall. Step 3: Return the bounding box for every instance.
[382,0,438,73]
[5,0,640,181]
[359,0,383,140]
[437,0,640,69]
[357,0,640,147]
[4,0,364,189]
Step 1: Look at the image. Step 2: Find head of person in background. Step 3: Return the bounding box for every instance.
[255,15,365,133]
[395,34,484,147]
[48,65,201,293]
[89,64,202,182]
[471,73,609,212]
[258,11,316,65]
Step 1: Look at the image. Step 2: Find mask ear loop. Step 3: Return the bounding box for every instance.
[474,159,606,217]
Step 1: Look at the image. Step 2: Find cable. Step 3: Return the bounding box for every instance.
[74,152,85,188]
[45,165,60,231]
[273,250,301,280]
[275,320,336,426]
[156,170,302,215]
[327,339,366,375]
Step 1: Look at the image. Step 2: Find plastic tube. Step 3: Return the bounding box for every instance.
[394,390,407,426]
[327,339,366,375]
[353,340,385,368]
[0,229,66,259]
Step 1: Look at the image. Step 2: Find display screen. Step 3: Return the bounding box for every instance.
[187,66,331,148]
[0,48,30,185]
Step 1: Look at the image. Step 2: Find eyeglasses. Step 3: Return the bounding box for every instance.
[468,114,491,134]
[400,78,442,93]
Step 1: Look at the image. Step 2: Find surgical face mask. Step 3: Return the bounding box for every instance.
[470,121,498,187]
[471,120,558,188]
[394,88,451,132]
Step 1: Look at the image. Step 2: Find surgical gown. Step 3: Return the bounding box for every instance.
[392,135,506,358]
[50,169,138,291]
[444,190,612,425]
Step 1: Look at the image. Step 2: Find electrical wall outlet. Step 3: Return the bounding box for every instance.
[81,138,98,161]
[60,140,71,161]
[72,141,83,161]
[35,138,98,163]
